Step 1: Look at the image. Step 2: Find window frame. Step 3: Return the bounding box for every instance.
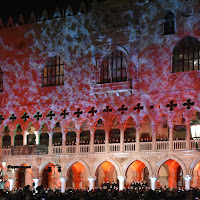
[164,12,175,35]
[172,37,200,73]
[99,50,128,84]
[43,56,65,87]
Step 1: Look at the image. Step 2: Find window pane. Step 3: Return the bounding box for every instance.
[43,56,65,87]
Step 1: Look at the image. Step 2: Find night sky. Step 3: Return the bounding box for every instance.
[0,0,93,20]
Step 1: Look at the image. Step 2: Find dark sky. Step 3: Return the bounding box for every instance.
[0,0,93,19]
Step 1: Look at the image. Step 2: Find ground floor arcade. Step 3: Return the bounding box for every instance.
[0,152,200,192]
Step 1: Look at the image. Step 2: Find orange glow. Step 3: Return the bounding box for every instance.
[100,161,113,172]
[72,162,85,172]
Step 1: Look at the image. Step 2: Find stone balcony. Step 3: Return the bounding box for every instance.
[1,139,197,157]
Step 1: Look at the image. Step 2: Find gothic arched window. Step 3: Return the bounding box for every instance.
[100,50,127,83]
[0,67,3,92]
[173,37,200,72]
[164,12,175,35]
[43,56,65,87]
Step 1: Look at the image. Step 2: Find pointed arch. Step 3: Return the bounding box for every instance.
[39,159,60,175]
[92,158,121,177]
[64,159,90,177]
[164,11,175,35]
[156,155,187,177]
[123,157,153,177]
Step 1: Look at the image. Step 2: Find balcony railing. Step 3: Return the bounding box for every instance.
[94,144,105,153]
[1,139,198,157]
[156,141,169,150]
[124,143,136,152]
[173,140,186,150]
[109,143,120,152]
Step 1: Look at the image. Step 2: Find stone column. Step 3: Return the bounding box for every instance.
[23,131,27,145]
[11,134,14,146]
[34,131,39,145]
[151,123,157,151]
[59,176,67,193]
[48,133,53,155]
[76,129,80,154]
[8,179,14,191]
[90,129,95,153]
[168,122,174,151]
[149,176,158,191]
[33,178,40,191]
[135,126,141,152]
[120,126,125,153]
[0,135,2,156]
[105,127,109,153]
[184,175,193,191]
[62,132,66,153]
[88,176,96,191]
[185,122,191,150]
[118,176,126,191]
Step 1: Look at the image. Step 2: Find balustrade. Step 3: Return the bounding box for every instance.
[94,144,105,153]
[173,140,186,150]
[109,143,120,152]
[124,142,136,152]
[0,139,197,156]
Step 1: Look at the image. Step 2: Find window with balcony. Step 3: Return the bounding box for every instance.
[164,12,175,35]
[99,50,127,84]
[0,67,3,92]
[43,56,65,87]
[172,37,200,72]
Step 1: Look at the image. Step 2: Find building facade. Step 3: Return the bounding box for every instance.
[0,0,199,192]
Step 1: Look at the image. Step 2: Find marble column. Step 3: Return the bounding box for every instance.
[76,129,80,154]
[33,178,40,191]
[105,127,109,153]
[149,176,158,191]
[120,126,125,153]
[8,179,14,191]
[34,131,39,145]
[88,176,96,191]
[135,126,141,152]
[48,133,53,155]
[90,129,95,153]
[185,122,191,150]
[168,122,174,151]
[151,123,158,151]
[118,176,126,191]
[184,175,193,191]
[59,176,67,193]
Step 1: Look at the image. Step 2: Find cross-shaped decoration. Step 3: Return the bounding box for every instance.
[74,108,83,118]
[103,106,112,113]
[34,111,42,121]
[166,100,177,111]
[88,107,97,116]
[47,110,55,120]
[9,113,17,122]
[118,104,128,114]
[133,103,144,113]
[60,109,69,119]
[183,99,194,109]
[0,114,4,124]
[149,105,154,109]
[21,112,29,122]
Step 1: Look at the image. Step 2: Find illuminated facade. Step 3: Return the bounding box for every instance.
[0,0,200,192]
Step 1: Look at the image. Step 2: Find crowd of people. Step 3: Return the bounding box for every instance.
[0,186,200,200]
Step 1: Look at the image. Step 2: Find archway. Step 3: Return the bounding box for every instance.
[125,160,149,189]
[191,161,200,187]
[158,159,183,188]
[40,133,49,146]
[66,162,88,189]
[41,163,60,189]
[95,161,117,188]
[16,164,33,188]
[2,135,11,148]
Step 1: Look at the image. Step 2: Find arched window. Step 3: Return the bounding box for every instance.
[0,67,3,92]
[164,12,175,35]
[43,56,65,87]
[173,37,200,72]
[100,50,127,83]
